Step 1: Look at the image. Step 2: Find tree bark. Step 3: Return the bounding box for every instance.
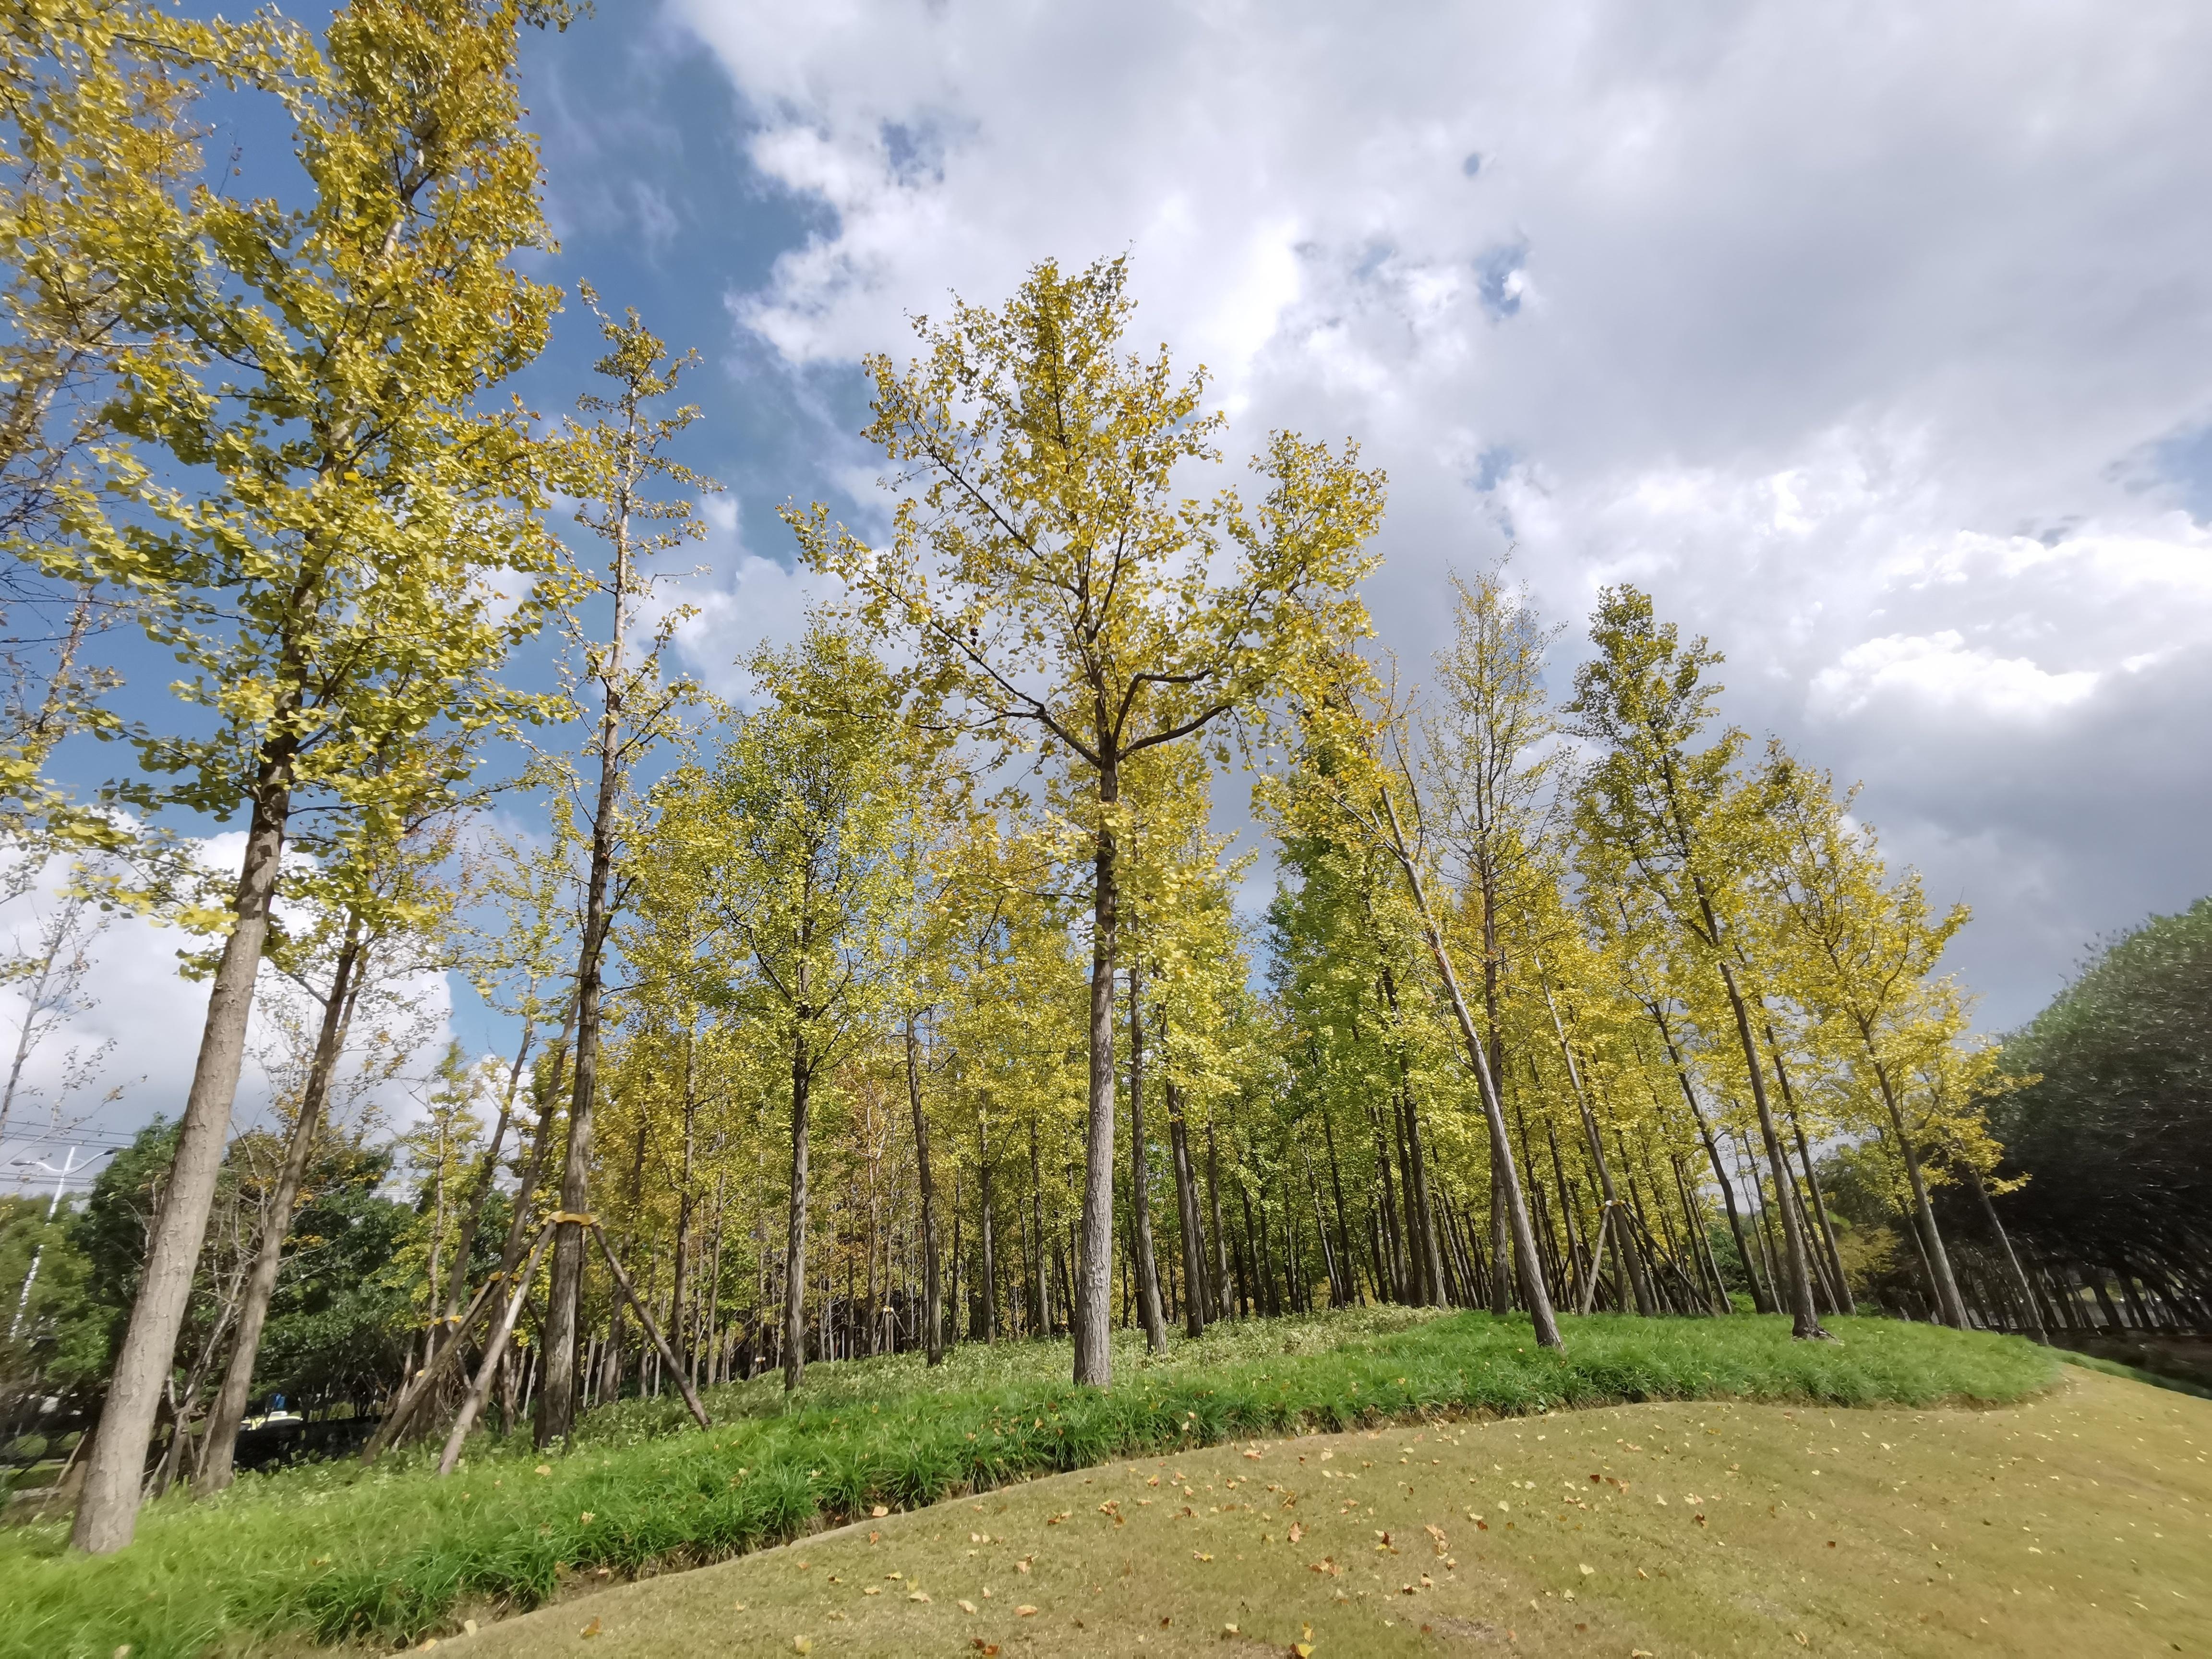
[75,756,291,1554]
[1126,957,1168,1354]
[1073,766,1119,1385]
[977,1109,997,1341]
[782,1018,814,1392]
[196,917,366,1497]
[1028,1115,1053,1338]
[905,1013,945,1363]
[1165,1075,1209,1334]
[1206,1119,1233,1319]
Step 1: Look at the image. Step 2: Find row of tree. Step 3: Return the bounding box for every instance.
[2,0,2172,1567]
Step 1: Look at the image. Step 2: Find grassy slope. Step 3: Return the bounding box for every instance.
[470,1367,2212,1659]
[0,1310,2056,1659]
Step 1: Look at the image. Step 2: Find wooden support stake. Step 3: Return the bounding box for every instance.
[438,1223,556,1477]
[592,1223,711,1431]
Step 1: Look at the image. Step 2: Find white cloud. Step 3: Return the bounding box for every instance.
[667,0,2212,1022]
[1811,632,2099,721]
[0,838,457,1184]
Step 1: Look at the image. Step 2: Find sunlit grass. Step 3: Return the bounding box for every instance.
[0,1309,2056,1659]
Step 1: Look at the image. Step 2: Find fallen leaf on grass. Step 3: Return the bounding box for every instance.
[1288,1521,1304,1543]
[1194,1551,1214,1562]
[792,1641,811,1656]
[1016,1605,1038,1617]
[863,1587,879,1596]
[958,1599,978,1613]
[908,1590,931,1603]
[1578,1562,1594,1576]
[971,1643,1000,1656]
[871,1504,888,1517]
[578,1619,601,1639]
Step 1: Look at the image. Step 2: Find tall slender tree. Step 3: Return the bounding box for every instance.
[67,0,572,1550]
[1567,587,1828,1340]
[535,292,713,1448]
[791,256,1382,1386]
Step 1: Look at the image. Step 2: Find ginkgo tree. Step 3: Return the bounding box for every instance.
[1567,587,1830,1342]
[668,625,908,1392]
[791,255,1384,1386]
[61,0,575,1553]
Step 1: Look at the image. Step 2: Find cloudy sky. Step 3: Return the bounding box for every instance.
[12,0,2212,1179]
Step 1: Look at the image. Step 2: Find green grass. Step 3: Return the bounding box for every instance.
[463,1364,2210,1659]
[0,1309,2057,1659]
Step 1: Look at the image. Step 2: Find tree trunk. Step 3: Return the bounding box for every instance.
[782,1021,814,1392]
[905,1013,943,1362]
[196,918,366,1497]
[669,1034,697,1376]
[1166,1083,1207,1334]
[1372,1100,1406,1300]
[1320,1109,1358,1306]
[75,757,292,1554]
[978,1110,997,1342]
[538,856,616,1443]
[1760,1032,1852,1315]
[1869,1059,1969,1331]
[438,1223,554,1476]
[1073,766,1120,1385]
[1125,957,1168,1353]
[1206,1120,1232,1319]
[1539,976,1653,1316]
[1965,1164,2044,1342]
[1488,1157,1513,1314]
[435,1010,538,1374]
[1373,788,1559,1347]
[1376,967,1447,1305]
[1647,1003,1769,1313]
[1027,1115,1052,1337]
[1710,956,1827,1339]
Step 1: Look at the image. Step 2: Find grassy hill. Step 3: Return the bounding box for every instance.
[466,1364,2209,1658]
[0,1309,2064,1658]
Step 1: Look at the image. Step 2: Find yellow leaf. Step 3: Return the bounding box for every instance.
[578,1618,601,1638]
[1016,1605,1038,1617]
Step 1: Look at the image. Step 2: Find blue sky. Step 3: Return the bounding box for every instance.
[12,0,2212,1183]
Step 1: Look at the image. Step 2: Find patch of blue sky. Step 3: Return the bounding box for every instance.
[1473,241,1527,319]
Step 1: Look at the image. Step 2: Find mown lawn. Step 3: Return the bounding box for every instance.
[468,1364,2210,1659]
[0,1309,2057,1659]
